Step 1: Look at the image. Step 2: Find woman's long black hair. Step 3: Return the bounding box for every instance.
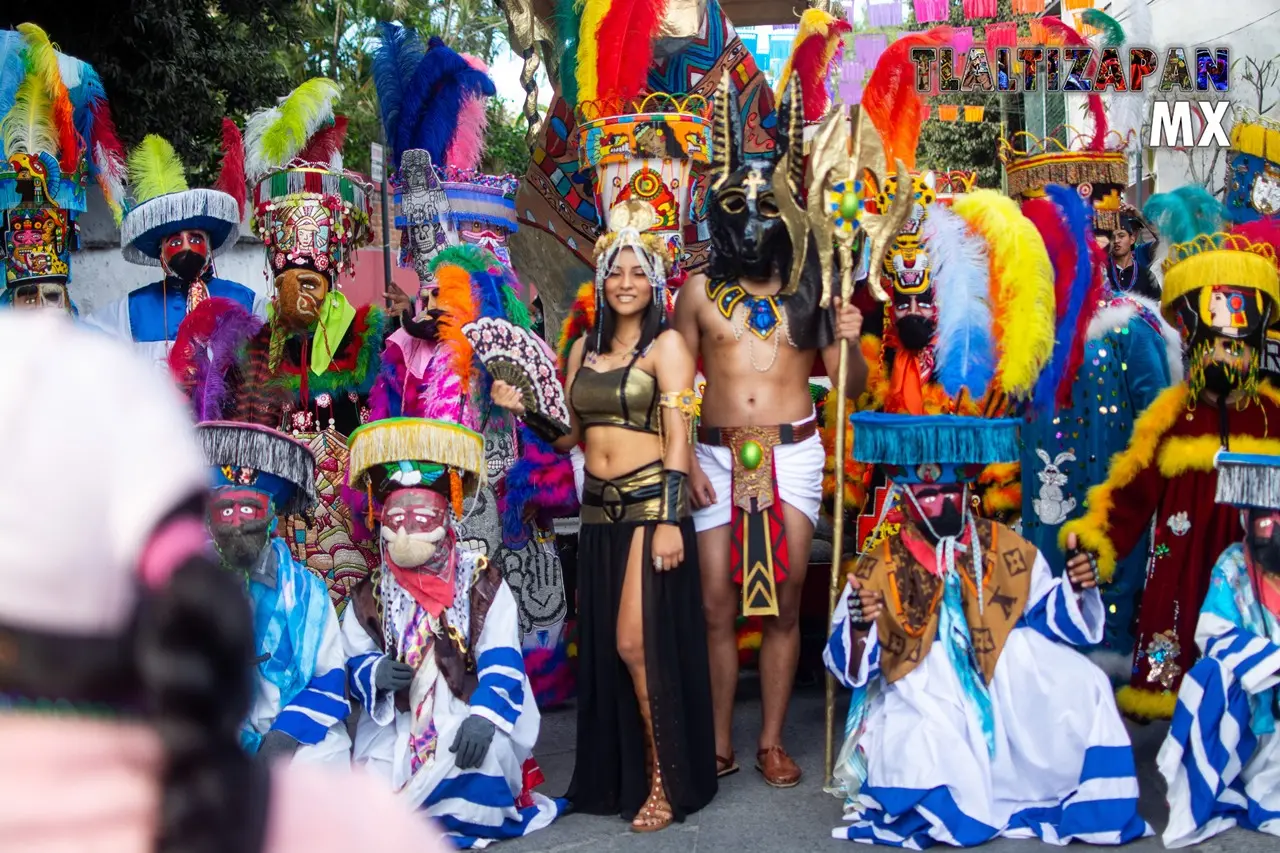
[585,286,665,358]
[0,491,266,853]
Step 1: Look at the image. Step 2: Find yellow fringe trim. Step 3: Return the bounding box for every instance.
[1060,383,1190,582]
[1116,685,1177,721]
[950,191,1055,399]
[1159,434,1280,477]
[347,417,486,493]
[1231,118,1280,163]
[1163,248,1280,320]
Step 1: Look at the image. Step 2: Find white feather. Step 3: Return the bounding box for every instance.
[1107,0,1154,152]
[56,52,82,90]
[924,205,996,398]
[243,105,282,181]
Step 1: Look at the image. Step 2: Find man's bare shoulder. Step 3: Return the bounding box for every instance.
[680,274,713,308]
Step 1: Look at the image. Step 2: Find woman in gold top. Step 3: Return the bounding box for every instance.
[493,201,716,831]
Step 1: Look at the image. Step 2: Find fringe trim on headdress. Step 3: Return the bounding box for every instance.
[120,188,241,265]
[1216,452,1280,509]
[1231,119,1280,163]
[1162,247,1280,319]
[197,422,317,514]
[347,416,486,494]
[1004,154,1127,200]
[849,413,1020,467]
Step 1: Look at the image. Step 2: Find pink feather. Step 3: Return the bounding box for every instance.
[214,118,247,218]
[445,55,491,171]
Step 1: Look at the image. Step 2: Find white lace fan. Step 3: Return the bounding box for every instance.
[463,316,570,434]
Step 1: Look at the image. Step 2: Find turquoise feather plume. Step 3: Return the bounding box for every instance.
[1144,186,1227,245]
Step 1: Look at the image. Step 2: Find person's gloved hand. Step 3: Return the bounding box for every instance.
[374,656,415,691]
[450,714,496,769]
[257,729,299,763]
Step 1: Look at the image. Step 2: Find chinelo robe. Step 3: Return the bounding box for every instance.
[1021,295,1177,674]
[341,550,563,848]
[825,519,1149,847]
[1159,543,1280,847]
[242,538,352,765]
[83,276,263,371]
[1062,382,1280,720]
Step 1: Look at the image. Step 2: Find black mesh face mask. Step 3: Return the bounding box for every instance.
[1247,509,1280,576]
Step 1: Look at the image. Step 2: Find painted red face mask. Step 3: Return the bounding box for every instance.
[160,229,211,282]
[381,488,456,617]
[208,487,273,571]
[905,483,966,540]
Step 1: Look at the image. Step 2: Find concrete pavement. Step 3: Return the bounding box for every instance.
[505,676,1272,853]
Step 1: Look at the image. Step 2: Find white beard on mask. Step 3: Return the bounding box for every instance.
[382,523,447,568]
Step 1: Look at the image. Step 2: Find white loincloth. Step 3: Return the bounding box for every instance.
[692,413,824,532]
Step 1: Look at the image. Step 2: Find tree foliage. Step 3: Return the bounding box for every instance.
[3,1,306,183]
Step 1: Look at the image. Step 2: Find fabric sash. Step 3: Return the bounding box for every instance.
[699,421,817,617]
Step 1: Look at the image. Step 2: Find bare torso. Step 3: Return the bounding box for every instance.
[677,273,818,428]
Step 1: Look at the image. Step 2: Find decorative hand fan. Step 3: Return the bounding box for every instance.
[463,316,570,433]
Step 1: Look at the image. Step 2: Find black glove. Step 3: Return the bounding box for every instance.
[374,657,415,691]
[257,729,299,763]
[450,714,497,769]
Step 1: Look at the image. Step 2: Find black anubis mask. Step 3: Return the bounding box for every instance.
[706,75,806,287]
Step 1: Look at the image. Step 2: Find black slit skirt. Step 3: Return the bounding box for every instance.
[565,517,718,820]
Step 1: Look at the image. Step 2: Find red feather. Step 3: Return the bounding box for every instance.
[1038,16,1109,150]
[792,21,853,122]
[89,99,125,161]
[1022,198,1079,326]
[863,26,953,170]
[594,0,666,104]
[214,118,247,219]
[1062,240,1109,405]
[297,116,349,166]
[1232,217,1280,257]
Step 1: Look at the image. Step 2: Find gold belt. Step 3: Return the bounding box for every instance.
[581,462,688,524]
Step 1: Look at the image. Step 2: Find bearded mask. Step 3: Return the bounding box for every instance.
[905,482,967,541]
[1173,285,1272,398]
[381,487,456,617]
[160,229,212,282]
[274,266,331,331]
[208,486,275,573]
[1247,508,1280,576]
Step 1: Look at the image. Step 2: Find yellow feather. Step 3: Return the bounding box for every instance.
[950,191,1055,398]
[1115,686,1177,721]
[773,9,836,107]
[575,0,611,104]
[126,135,189,203]
[1,75,55,159]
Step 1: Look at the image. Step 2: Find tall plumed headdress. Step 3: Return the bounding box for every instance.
[998,16,1130,234]
[245,78,372,280]
[198,420,318,516]
[773,6,851,125]
[347,417,487,518]
[0,24,126,299]
[119,125,244,266]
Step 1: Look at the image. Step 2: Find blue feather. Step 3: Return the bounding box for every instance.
[373,21,426,166]
[0,30,26,122]
[68,62,107,154]
[1032,185,1096,411]
[395,37,496,167]
[926,206,996,400]
[1144,185,1226,245]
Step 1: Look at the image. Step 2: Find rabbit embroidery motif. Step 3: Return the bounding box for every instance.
[1033,449,1077,526]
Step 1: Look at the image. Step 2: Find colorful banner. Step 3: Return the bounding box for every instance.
[964,105,986,122]
[952,26,974,54]
[840,58,866,104]
[914,0,949,24]
[867,0,904,28]
[963,0,998,18]
[984,21,1017,53]
[938,104,960,121]
[1011,0,1045,12]
[854,33,888,66]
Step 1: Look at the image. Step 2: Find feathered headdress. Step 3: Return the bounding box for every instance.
[924,205,996,401]
[119,129,244,266]
[773,8,851,124]
[373,27,496,172]
[951,190,1056,400]
[571,0,666,109]
[1023,185,1105,411]
[558,281,597,382]
[862,26,953,171]
[169,297,266,422]
[0,24,126,294]
[245,78,371,279]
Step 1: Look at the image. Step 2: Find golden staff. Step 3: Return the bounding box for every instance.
[809,104,911,783]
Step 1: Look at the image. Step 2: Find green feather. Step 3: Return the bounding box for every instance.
[126,135,188,203]
[502,285,531,329]
[557,0,583,105]
[1081,9,1126,48]
[431,243,492,275]
[1143,186,1226,245]
[1,74,55,159]
[245,77,341,178]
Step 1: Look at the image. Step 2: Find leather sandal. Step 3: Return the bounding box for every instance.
[716,752,740,778]
[755,745,802,788]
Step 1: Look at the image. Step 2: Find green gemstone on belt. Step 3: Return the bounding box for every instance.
[739,439,763,470]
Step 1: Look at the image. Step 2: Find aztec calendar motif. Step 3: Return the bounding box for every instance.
[283,428,379,614]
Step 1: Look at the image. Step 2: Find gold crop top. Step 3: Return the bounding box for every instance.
[570,365,660,434]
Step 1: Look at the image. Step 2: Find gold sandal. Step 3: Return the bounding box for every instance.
[631,766,674,832]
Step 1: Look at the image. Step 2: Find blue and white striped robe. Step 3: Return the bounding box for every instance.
[1159,542,1280,847]
[342,550,563,848]
[244,539,352,765]
[824,534,1150,848]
